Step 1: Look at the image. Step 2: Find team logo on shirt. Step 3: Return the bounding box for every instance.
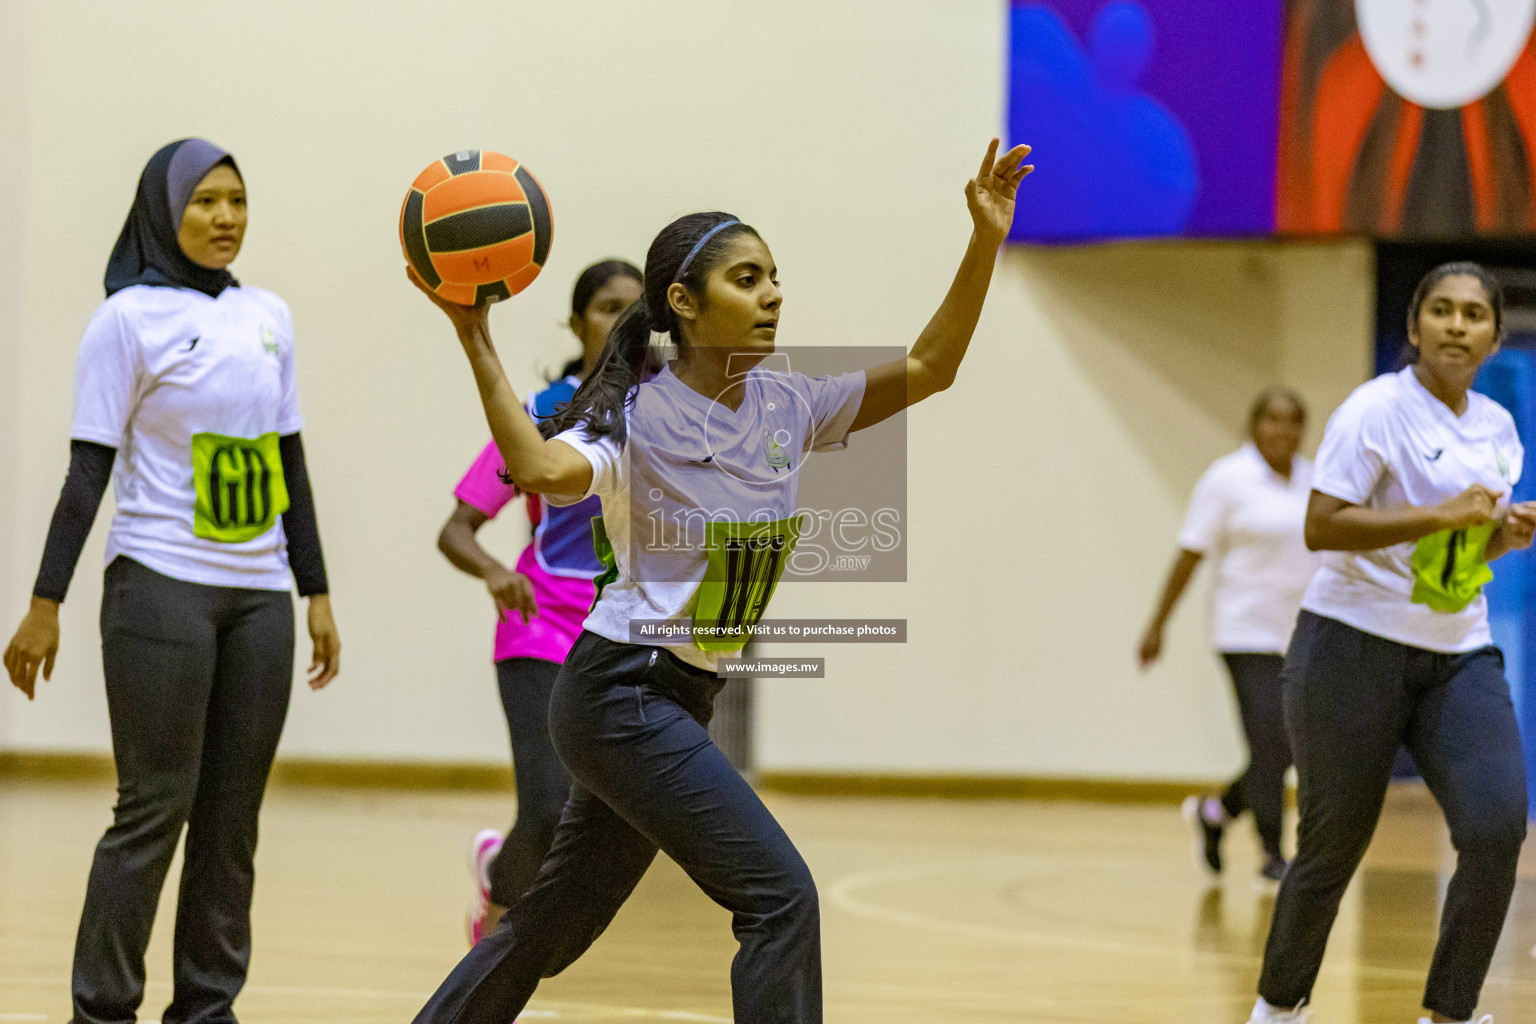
[1497,449,1510,479]
[762,428,793,472]
[259,325,279,356]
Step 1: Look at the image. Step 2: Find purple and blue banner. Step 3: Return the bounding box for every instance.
[1008,1,1536,243]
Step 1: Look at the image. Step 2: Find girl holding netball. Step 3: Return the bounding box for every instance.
[1248,263,1531,1024]
[406,137,1031,1024]
[1139,388,1320,887]
[2,139,340,1024]
[438,259,641,942]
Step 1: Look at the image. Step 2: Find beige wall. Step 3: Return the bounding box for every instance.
[0,0,1374,780]
[756,240,1373,777]
[0,0,28,660]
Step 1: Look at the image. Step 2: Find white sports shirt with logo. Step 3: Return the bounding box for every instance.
[548,362,867,671]
[70,284,304,591]
[1301,366,1523,653]
[1177,444,1320,654]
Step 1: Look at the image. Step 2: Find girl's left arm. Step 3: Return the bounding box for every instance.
[850,138,1032,433]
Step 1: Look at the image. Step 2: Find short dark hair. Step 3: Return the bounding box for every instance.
[554,259,644,380]
[1248,386,1306,435]
[570,258,642,318]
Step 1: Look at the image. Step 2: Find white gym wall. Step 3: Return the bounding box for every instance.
[0,0,1372,780]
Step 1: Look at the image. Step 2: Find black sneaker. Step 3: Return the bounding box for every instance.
[1257,853,1288,890]
[1182,795,1223,877]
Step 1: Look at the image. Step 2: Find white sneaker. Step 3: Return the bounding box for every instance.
[1248,997,1310,1023]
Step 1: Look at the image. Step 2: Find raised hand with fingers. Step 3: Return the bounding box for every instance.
[407,265,492,336]
[966,138,1034,244]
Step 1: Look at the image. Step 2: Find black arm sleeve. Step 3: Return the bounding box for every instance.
[279,431,329,597]
[33,441,116,603]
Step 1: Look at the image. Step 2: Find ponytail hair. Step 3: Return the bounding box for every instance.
[540,212,758,445]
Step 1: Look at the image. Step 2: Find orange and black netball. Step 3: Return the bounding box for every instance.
[399,150,553,304]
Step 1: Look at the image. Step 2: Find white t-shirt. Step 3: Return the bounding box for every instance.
[549,362,867,671]
[1301,367,1523,653]
[1178,444,1320,653]
[71,284,305,591]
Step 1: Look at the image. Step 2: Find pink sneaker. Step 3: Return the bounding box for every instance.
[467,828,503,945]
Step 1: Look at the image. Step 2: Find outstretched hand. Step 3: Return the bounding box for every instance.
[406,265,490,336]
[966,138,1033,244]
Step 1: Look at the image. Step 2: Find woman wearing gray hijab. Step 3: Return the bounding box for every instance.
[3,138,340,1024]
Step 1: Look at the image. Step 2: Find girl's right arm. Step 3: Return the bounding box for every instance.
[1304,485,1499,551]
[1137,549,1203,669]
[408,268,593,496]
[437,501,537,624]
[4,440,116,697]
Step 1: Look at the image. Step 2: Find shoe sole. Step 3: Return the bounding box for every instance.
[1181,796,1220,881]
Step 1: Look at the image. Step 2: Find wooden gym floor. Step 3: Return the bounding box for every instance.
[2,778,1534,1024]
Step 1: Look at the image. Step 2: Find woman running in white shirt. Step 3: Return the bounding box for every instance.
[405,138,1031,1024]
[1139,388,1320,886]
[1247,262,1532,1024]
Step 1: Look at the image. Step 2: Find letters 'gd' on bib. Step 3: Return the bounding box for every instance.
[1410,522,1497,613]
[191,432,289,543]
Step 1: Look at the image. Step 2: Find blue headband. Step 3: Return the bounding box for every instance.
[674,220,741,282]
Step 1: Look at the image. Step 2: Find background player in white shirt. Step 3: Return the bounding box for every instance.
[405,138,1032,1024]
[2,138,340,1024]
[1139,389,1321,887]
[1247,263,1535,1024]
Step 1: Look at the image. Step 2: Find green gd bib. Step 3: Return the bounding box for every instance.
[693,517,802,652]
[191,432,289,543]
[1410,521,1498,613]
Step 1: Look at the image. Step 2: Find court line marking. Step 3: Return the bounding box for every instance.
[825,859,1536,988]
